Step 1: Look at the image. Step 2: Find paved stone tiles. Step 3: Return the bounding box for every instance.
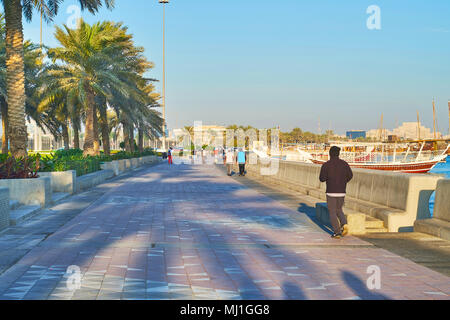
[0,163,448,300]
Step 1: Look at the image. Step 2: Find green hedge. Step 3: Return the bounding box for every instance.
[1,149,158,179]
[37,150,101,177]
[36,148,157,177]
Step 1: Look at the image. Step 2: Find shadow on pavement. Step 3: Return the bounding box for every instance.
[341,271,388,300]
[0,163,392,300]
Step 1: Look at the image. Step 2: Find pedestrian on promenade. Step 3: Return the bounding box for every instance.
[168,147,173,165]
[225,148,235,176]
[236,148,247,176]
[222,148,226,164]
[319,146,353,239]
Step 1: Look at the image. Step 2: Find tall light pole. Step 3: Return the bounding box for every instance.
[159,0,169,151]
[40,11,43,46]
[40,0,44,47]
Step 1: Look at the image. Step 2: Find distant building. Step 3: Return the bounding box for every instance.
[388,135,399,143]
[367,122,440,140]
[0,119,159,152]
[26,119,63,151]
[346,130,366,139]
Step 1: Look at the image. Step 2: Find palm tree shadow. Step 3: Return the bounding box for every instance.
[297,203,332,234]
[341,271,389,300]
[281,281,307,300]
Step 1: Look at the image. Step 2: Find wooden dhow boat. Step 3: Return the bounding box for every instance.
[301,142,449,173]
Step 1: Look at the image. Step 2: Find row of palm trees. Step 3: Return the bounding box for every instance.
[0,0,163,157]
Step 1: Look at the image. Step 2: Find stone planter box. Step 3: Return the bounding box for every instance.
[125,159,132,170]
[0,187,9,231]
[145,156,156,164]
[39,171,77,194]
[101,161,120,176]
[0,177,51,208]
[131,158,139,168]
[76,170,115,193]
[118,159,126,174]
[100,156,159,178]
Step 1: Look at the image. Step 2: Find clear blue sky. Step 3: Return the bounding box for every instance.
[21,0,450,134]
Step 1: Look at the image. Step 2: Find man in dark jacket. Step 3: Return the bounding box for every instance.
[319,146,353,239]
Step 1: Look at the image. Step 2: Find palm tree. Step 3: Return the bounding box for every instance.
[0,12,54,154]
[42,20,140,156]
[1,0,114,157]
[96,95,110,155]
[41,20,161,156]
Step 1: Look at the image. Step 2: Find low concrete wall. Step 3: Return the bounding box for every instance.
[0,177,51,208]
[415,179,450,240]
[131,158,139,168]
[39,171,77,194]
[125,159,132,170]
[76,169,115,193]
[117,160,126,174]
[100,155,159,177]
[315,203,366,235]
[101,161,120,176]
[246,159,442,232]
[79,156,160,192]
[0,187,9,231]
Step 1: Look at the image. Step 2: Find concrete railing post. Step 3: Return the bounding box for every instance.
[0,187,9,231]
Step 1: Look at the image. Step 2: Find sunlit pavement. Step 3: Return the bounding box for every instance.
[0,163,448,300]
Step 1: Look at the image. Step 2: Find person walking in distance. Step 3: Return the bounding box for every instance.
[225,148,235,176]
[319,146,353,239]
[168,147,173,165]
[236,148,247,176]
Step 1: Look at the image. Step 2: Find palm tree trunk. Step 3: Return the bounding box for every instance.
[113,127,118,150]
[93,106,100,154]
[4,0,27,158]
[62,122,70,150]
[73,120,80,150]
[129,126,135,153]
[122,121,131,153]
[1,99,8,154]
[83,88,100,156]
[138,127,144,153]
[99,105,110,156]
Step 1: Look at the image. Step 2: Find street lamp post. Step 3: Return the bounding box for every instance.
[159,0,169,151]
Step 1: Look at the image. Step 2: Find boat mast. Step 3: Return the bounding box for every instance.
[378,113,384,142]
[417,111,421,140]
[448,100,450,138]
[433,98,437,139]
[418,142,425,161]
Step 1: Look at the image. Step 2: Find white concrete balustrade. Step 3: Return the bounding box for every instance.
[415,179,450,240]
[245,159,443,233]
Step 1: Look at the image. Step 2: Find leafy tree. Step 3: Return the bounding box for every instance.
[0,13,51,154]
[1,0,114,157]
[41,20,146,156]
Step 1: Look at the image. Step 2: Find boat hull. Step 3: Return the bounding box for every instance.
[311,159,440,173]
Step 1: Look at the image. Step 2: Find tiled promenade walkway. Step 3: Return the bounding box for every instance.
[0,163,449,300]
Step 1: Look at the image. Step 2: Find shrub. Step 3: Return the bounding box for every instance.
[53,149,84,159]
[0,155,40,179]
[37,149,101,177]
[1,148,158,179]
